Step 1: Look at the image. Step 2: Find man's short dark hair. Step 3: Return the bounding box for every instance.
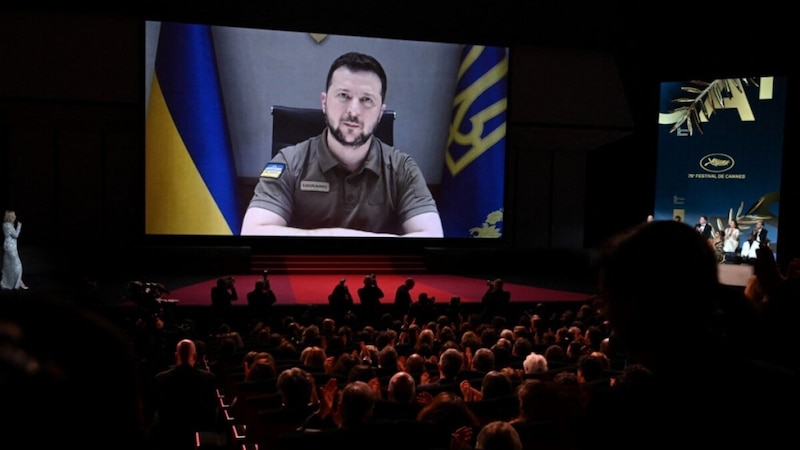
[326,52,387,102]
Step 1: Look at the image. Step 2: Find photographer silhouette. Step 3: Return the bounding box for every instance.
[211,277,238,323]
[358,273,384,324]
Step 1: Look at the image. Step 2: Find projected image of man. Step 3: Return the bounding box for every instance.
[241,52,443,237]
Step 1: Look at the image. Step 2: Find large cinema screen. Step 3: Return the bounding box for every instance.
[144,20,510,241]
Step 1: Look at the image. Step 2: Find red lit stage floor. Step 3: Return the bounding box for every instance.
[163,273,594,307]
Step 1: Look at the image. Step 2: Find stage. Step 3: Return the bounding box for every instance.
[162,273,594,307]
[19,256,752,332]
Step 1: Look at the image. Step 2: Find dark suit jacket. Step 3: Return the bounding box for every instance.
[752,227,768,244]
[247,288,276,319]
[152,363,219,447]
[696,223,713,239]
[394,285,413,315]
[481,289,511,318]
[357,285,384,308]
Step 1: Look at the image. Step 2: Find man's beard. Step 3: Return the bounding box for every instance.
[326,114,374,148]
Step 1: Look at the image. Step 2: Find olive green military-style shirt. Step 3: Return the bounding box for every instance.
[248,131,438,234]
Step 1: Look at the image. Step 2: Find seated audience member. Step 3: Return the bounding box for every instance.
[458,347,495,382]
[372,371,423,421]
[460,370,515,402]
[228,351,279,416]
[522,352,549,377]
[513,377,584,450]
[461,370,519,425]
[277,367,318,408]
[402,352,428,385]
[509,336,533,367]
[417,391,482,449]
[476,420,523,450]
[543,344,567,368]
[583,220,795,448]
[330,352,360,381]
[459,330,482,356]
[417,347,466,397]
[285,379,434,449]
[299,345,328,373]
[254,367,320,447]
[376,343,400,378]
[215,323,245,349]
[451,420,524,450]
[582,325,605,352]
[347,363,379,385]
[575,352,612,401]
[489,339,512,371]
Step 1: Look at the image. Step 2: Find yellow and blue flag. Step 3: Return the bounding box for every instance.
[439,45,508,238]
[146,22,240,235]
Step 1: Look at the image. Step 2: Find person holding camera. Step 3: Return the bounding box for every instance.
[481,278,510,320]
[357,273,384,325]
[211,276,238,324]
[328,278,354,324]
[247,276,277,326]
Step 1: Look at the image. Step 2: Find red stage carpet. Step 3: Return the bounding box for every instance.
[166,273,592,307]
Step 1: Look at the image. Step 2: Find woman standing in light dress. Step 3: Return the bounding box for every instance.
[1,210,28,290]
[723,219,741,263]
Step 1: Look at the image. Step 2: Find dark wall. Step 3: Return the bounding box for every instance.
[0,6,796,277]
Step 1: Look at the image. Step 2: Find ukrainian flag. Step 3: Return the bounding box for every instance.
[145,22,240,235]
[439,45,508,238]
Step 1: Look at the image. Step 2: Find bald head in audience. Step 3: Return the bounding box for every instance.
[387,371,416,403]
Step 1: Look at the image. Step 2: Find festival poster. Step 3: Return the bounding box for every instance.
[654,76,787,250]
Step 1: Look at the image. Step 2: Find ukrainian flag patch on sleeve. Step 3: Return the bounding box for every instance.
[260,163,286,178]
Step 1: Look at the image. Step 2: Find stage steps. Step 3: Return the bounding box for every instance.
[249,254,428,275]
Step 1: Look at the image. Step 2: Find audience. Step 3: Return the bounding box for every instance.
[37,233,799,450]
[583,219,795,448]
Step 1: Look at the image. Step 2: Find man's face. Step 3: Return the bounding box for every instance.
[322,66,384,148]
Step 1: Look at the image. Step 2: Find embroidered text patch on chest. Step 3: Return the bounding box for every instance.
[300,181,330,192]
